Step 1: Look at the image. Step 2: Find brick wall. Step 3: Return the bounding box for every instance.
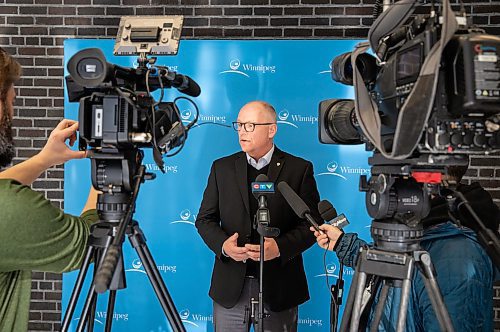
[0,0,499,330]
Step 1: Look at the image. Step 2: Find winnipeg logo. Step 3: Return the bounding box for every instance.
[317,161,370,180]
[277,109,298,128]
[125,258,146,274]
[180,109,192,123]
[219,58,276,77]
[181,108,227,126]
[317,161,347,180]
[318,61,333,74]
[314,263,338,278]
[180,309,199,328]
[170,209,196,226]
[219,58,249,77]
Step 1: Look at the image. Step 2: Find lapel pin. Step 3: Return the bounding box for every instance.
[277,162,281,166]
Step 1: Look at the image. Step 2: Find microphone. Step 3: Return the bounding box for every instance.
[158,69,201,97]
[318,200,337,221]
[318,200,350,229]
[277,181,321,232]
[251,174,274,209]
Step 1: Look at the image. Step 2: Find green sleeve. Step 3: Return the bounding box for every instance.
[0,179,98,273]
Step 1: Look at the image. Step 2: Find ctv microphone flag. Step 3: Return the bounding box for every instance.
[251,181,275,195]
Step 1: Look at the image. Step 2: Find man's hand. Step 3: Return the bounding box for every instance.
[222,233,249,262]
[37,119,86,168]
[311,224,343,251]
[245,238,280,261]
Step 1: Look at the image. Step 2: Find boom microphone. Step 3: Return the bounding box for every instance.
[277,181,321,232]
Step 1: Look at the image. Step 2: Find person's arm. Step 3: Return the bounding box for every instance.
[82,186,99,215]
[196,163,237,259]
[0,119,85,185]
[0,181,97,273]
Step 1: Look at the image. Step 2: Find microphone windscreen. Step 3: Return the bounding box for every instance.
[277,181,310,218]
[318,200,337,221]
[255,174,269,182]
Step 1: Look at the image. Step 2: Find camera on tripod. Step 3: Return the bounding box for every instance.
[317,2,500,330]
[66,16,200,191]
[61,17,196,331]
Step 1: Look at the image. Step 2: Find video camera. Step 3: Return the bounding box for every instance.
[66,16,200,192]
[320,2,500,156]
[318,0,500,262]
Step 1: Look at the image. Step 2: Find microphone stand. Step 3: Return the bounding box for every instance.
[330,263,344,332]
[253,196,280,332]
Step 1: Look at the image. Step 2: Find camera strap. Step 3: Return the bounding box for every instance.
[352,0,459,159]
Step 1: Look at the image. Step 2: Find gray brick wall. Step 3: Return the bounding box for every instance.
[0,0,499,330]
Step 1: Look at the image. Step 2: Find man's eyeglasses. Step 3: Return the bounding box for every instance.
[232,122,276,132]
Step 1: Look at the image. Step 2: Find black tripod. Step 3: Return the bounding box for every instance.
[61,161,186,332]
[251,193,280,332]
[338,221,455,332]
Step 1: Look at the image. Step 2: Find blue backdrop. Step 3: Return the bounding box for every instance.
[63,39,372,331]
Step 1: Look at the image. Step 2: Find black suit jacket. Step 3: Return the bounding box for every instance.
[195,147,321,312]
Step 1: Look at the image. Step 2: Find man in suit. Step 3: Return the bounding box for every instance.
[195,100,321,331]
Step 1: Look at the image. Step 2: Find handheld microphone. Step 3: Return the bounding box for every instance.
[277,181,321,232]
[318,200,350,229]
[251,174,274,209]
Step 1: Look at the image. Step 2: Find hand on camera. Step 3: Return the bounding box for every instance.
[310,224,343,251]
[38,119,86,168]
[245,238,280,261]
[222,233,249,262]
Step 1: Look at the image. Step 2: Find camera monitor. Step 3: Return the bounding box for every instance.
[114,16,184,56]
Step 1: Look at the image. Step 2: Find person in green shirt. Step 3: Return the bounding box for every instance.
[0,48,99,331]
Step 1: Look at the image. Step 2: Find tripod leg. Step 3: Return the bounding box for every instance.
[370,282,390,332]
[105,290,117,332]
[350,271,367,332]
[339,264,361,332]
[76,284,97,332]
[128,224,186,332]
[396,278,411,332]
[418,253,455,332]
[61,245,95,331]
[87,293,97,332]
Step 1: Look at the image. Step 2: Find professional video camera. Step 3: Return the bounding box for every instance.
[318,1,500,331]
[66,16,200,190]
[319,0,500,240]
[62,16,196,331]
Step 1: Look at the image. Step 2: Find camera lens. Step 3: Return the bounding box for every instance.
[324,99,362,144]
[331,52,378,86]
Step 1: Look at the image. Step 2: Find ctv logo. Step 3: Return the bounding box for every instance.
[252,183,273,190]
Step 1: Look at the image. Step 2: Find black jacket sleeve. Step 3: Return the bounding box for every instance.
[195,162,229,260]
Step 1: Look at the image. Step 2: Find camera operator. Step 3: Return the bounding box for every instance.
[0,48,99,331]
[311,165,499,331]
